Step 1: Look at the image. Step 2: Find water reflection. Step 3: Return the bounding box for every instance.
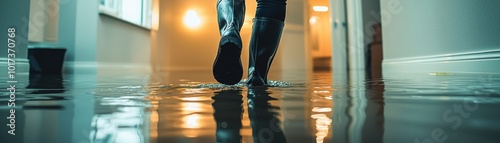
[212,88,287,143]
[247,88,287,143]
[382,73,500,143]
[307,71,334,143]
[212,89,244,143]
[2,66,500,143]
[26,73,65,94]
[362,77,384,143]
[332,70,385,143]
[90,78,151,143]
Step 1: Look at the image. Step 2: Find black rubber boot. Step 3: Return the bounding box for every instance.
[247,17,285,87]
[213,0,246,85]
[247,88,287,143]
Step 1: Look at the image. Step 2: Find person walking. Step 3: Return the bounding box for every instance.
[212,0,286,86]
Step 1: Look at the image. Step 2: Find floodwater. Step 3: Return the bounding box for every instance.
[1,65,500,143]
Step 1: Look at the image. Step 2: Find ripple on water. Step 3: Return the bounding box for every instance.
[170,79,294,89]
[90,79,295,104]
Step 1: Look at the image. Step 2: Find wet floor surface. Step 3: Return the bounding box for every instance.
[1,65,500,143]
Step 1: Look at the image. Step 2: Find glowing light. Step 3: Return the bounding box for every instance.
[313,6,329,12]
[309,16,318,25]
[151,10,160,31]
[151,0,160,31]
[183,10,202,29]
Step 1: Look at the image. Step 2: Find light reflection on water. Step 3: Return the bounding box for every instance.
[1,68,500,143]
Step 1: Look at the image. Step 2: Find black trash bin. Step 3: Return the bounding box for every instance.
[28,48,66,74]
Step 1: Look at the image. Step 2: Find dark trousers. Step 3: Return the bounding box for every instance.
[256,0,287,22]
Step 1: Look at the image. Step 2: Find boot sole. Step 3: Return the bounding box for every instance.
[213,42,243,85]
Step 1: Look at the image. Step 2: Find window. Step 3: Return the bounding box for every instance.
[99,0,152,29]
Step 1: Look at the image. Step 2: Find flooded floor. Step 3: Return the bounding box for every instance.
[1,65,500,143]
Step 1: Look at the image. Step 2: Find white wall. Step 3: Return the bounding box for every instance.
[73,0,99,62]
[41,0,99,62]
[33,0,151,65]
[381,0,500,73]
[281,0,310,70]
[0,0,31,62]
[28,0,59,42]
[54,0,77,61]
[96,15,151,64]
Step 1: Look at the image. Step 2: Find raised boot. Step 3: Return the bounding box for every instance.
[246,17,284,87]
[213,0,246,85]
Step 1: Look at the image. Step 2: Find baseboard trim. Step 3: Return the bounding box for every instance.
[383,49,500,74]
[385,49,500,64]
[64,61,150,69]
[0,58,30,73]
[0,58,29,63]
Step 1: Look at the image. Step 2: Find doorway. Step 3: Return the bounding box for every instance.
[306,0,333,71]
[310,0,382,75]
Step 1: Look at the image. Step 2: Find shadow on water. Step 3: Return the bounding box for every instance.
[26,73,65,94]
[212,87,287,143]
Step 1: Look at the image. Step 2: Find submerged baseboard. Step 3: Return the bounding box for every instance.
[383,49,500,74]
[0,57,30,73]
[67,61,148,66]
[0,57,29,63]
[63,61,150,70]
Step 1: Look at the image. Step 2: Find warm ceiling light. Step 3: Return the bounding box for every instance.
[309,16,319,25]
[183,10,202,29]
[313,6,329,12]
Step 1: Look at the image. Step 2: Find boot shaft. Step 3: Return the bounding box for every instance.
[247,17,285,86]
[217,0,246,34]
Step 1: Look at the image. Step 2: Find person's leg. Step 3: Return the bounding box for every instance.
[247,0,287,86]
[213,0,246,85]
[255,0,287,22]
